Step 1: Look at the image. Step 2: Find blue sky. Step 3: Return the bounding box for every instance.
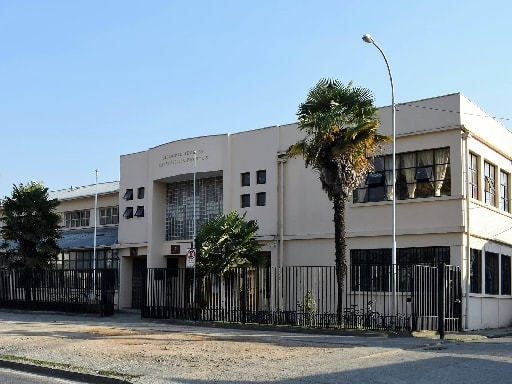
[1,0,511,198]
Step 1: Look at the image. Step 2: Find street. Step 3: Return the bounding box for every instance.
[0,310,511,383]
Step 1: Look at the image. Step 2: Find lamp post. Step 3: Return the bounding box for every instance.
[362,34,397,321]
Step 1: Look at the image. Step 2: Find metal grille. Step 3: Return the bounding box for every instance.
[165,175,223,241]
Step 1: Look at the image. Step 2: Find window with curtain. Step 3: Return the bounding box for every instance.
[352,147,450,203]
[500,170,510,212]
[484,161,496,206]
[469,153,478,199]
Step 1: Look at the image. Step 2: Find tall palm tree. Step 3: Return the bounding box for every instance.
[288,78,390,323]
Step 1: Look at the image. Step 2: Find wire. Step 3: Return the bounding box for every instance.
[399,103,511,124]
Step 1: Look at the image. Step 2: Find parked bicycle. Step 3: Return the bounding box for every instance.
[343,304,361,328]
[364,300,383,329]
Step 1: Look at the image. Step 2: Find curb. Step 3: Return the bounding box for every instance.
[0,359,132,384]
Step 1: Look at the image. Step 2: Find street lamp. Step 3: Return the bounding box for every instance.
[362,34,397,322]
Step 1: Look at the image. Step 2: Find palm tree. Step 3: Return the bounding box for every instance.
[288,78,390,323]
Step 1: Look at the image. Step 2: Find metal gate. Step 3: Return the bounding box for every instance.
[412,264,462,332]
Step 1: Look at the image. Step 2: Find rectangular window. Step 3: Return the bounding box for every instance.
[137,187,145,199]
[256,170,266,184]
[99,207,119,225]
[123,189,134,200]
[165,175,223,241]
[123,207,133,219]
[500,170,510,212]
[470,249,482,293]
[501,255,511,295]
[484,161,496,206]
[256,192,266,206]
[350,246,449,292]
[485,251,499,295]
[241,172,250,187]
[134,206,144,217]
[241,194,250,208]
[469,153,478,199]
[64,210,90,228]
[353,147,450,203]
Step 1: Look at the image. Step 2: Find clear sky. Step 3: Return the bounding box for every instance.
[1,0,511,198]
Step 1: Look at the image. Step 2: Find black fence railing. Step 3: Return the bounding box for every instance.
[142,264,461,331]
[0,268,118,316]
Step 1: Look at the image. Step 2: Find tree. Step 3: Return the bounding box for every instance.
[195,210,264,275]
[0,182,62,269]
[288,78,390,323]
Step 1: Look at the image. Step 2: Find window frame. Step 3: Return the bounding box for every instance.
[241,194,250,208]
[501,254,511,296]
[241,172,250,187]
[134,206,145,217]
[99,206,119,225]
[256,170,266,184]
[500,170,510,213]
[353,147,451,203]
[469,153,479,199]
[484,161,496,206]
[485,251,499,295]
[256,192,266,206]
[123,189,134,200]
[123,207,134,219]
[470,249,482,293]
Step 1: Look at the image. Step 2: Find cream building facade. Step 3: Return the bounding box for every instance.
[116,93,512,330]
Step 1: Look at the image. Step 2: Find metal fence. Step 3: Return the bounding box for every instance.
[0,268,118,316]
[142,264,461,331]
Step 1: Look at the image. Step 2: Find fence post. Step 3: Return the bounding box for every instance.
[438,263,446,339]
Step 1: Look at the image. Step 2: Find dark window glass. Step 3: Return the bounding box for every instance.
[123,207,133,219]
[256,170,266,184]
[501,255,511,295]
[470,249,482,293]
[256,192,266,206]
[241,172,250,187]
[137,187,145,199]
[241,194,250,208]
[135,206,144,217]
[485,251,499,295]
[123,189,133,200]
[350,247,450,292]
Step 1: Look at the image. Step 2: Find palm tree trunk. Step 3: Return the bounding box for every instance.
[333,194,347,325]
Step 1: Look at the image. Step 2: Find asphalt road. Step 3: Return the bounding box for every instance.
[0,367,91,384]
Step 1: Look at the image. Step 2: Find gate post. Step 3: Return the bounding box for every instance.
[438,263,446,339]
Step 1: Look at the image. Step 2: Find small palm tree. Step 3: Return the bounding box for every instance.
[288,78,390,323]
[195,210,264,276]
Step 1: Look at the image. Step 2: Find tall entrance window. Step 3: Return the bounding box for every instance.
[166,175,223,241]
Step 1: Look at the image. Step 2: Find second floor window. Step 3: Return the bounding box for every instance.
[99,207,119,225]
[469,153,478,199]
[484,161,496,207]
[353,147,451,203]
[500,170,510,212]
[64,210,90,228]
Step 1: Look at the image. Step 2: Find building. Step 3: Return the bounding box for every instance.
[116,93,512,330]
[1,92,510,330]
[49,182,120,272]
